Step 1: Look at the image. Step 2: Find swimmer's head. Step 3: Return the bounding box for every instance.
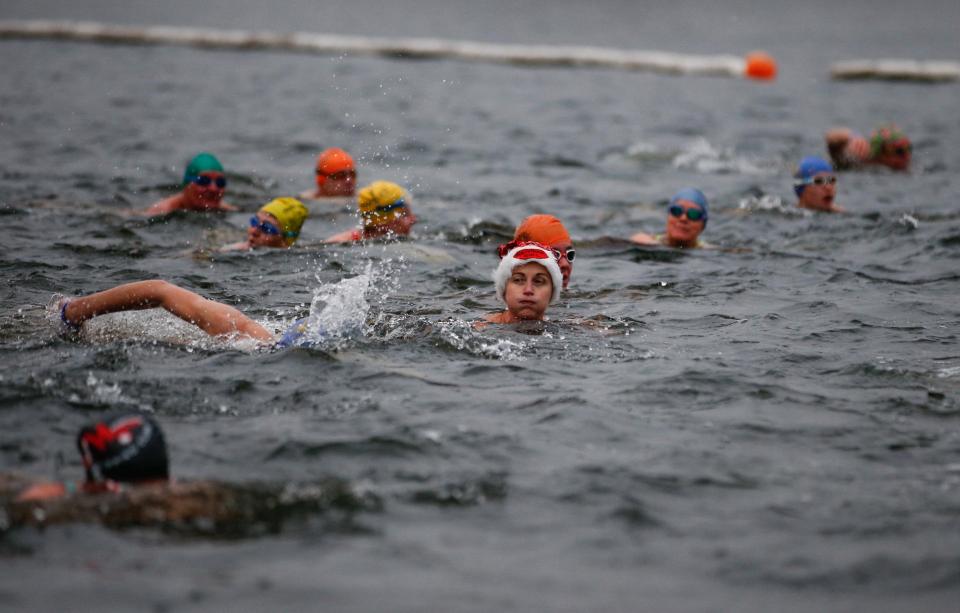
[315,148,357,196]
[256,197,309,247]
[77,413,169,484]
[514,214,574,289]
[182,152,225,187]
[793,157,834,196]
[493,242,563,305]
[358,181,415,233]
[669,188,709,225]
[869,125,911,171]
[664,188,708,247]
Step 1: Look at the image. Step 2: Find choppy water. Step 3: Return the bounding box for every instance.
[1,1,960,611]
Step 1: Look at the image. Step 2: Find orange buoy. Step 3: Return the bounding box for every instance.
[744,51,777,80]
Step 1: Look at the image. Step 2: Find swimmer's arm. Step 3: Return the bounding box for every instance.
[141,195,181,217]
[16,481,68,501]
[215,241,252,253]
[64,280,274,342]
[217,201,239,212]
[324,229,360,244]
[299,188,320,200]
[629,232,660,246]
[825,127,852,148]
[825,128,854,166]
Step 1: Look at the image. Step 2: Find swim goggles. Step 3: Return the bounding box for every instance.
[793,175,837,187]
[497,240,573,262]
[249,216,298,238]
[363,199,408,217]
[316,169,356,180]
[888,143,912,157]
[189,175,227,188]
[668,204,707,221]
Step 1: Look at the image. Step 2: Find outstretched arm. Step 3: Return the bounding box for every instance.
[324,229,360,244]
[62,280,273,342]
[825,127,852,163]
[141,195,181,217]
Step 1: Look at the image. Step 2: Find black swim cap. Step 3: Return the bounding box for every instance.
[77,413,169,483]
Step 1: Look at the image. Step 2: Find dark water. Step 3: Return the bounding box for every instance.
[2,1,960,611]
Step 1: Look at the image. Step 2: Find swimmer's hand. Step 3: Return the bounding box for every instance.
[825,127,853,147]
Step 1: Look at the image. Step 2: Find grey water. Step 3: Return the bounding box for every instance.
[1,1,960,611]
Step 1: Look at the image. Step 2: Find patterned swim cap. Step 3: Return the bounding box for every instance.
[492,242,563,304]
[77,413,169,484]
[869,125,910,158]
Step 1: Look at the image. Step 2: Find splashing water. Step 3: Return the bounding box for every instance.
[296,263,376,349]
[672,138,769,175]
[271,254,409,351]
[434,319,527,361]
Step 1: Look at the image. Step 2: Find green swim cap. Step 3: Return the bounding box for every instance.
[182,152,224,186]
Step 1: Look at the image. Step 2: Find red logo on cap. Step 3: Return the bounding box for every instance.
[81,417,143,452]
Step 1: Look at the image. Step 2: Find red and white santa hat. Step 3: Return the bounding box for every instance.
[492,241,563,304]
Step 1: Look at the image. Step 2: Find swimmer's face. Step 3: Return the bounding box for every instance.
[247,212,288,248]
[549,240,573,289]
[503,262,553,321]
[185,171,226,207]
[798,172,837,212]
[317,169,357,197]
[876,139,911,171]
[665,199,706,244]
[371,207,417,238]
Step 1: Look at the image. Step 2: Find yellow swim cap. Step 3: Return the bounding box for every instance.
[259,197,309,245]
[357,181,408,228]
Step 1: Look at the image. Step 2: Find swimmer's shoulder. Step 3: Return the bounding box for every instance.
[630,232,661,246]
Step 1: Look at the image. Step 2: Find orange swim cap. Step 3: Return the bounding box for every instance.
[513,214,571,247]
[316,148,355,177]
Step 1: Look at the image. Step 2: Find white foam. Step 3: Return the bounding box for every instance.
[672,138,769,175]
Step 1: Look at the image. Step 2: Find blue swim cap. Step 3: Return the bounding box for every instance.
[669,188,709,226]
[793,156,833,197]
[274,317,330,349]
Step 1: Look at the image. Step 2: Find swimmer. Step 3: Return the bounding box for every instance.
[218,197,309,251]
[630,188,709,249]
[825,124,912,171]
[142,152,238,216]
[484,242,562,324]
[512,214,575,289]
[794,156,844,213]
[300,147,357,200]
[324,181,417,243]
[6,412,368,531]
[14,412,169,502]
